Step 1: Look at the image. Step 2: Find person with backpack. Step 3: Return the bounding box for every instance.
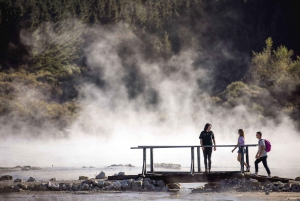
[254,131,271,177]
[199,123,216,174]
[231,129,250,171]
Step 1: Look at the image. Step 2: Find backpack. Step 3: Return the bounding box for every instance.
[264,139,271,152]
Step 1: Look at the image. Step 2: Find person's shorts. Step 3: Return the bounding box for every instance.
[238,147,247,154]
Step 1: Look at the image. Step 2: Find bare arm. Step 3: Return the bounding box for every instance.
[200,139,204,150]
[213,139,216,151]
[232,141,240,153]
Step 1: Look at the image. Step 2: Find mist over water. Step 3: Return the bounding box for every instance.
[1,21,300,179]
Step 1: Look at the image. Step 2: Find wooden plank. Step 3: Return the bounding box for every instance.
[131,144,258,149]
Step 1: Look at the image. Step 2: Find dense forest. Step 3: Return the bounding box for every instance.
[0,0,300,135]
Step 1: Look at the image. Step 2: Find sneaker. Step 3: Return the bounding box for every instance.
[246,166,251,172]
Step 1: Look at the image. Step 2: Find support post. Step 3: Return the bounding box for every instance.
[241,146,244,173]
[142,148,147,176]
[190,147,195,175]
[246,146,249,171]
[150,148,154,173]
[197,147,201,172]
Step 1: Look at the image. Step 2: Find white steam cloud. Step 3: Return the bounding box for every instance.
[1,21,300,179]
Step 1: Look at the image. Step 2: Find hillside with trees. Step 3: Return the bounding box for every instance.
[0,0,300,135]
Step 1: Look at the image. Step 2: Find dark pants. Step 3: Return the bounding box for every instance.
[203,147,212,170]
[255,156,271,174]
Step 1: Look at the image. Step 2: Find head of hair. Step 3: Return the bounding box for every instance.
[257,131,262,137]
[204,123,211,131]
[238,129,245,137]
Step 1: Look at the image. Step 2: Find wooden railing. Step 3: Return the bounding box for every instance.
[131,144,258,176]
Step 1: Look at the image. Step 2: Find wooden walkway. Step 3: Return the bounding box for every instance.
[107,145,293,183]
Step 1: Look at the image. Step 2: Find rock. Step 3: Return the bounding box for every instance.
[126,179,133,189]
[166,183,181,190]
[59,183,68,191]
[295,177,300,181]
[118,172,125,176]
[47,182,59,191]
[18,183,28,190]
[156,180,165,188]
[35,183,48,191]
[27,177,36,182]
[14,178,23,182]
[265,190,270,195]
[13,185,21,192]
[50,178,57,181]
[132,180,143,191]
[192,186,204,193]
[97,181,105,188]
[81,183,90,190]
[143,180,155,191]
[143,178,153,184]
[104,185,114,191]
[0,175,13,180]
[96,171,107,179]
[104,181,113,187]
[79,176,89,180]
[120,180,130,190]
[113,181,122,190]
[73,184,80,191]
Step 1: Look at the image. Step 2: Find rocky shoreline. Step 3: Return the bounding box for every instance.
[1,170,300,195]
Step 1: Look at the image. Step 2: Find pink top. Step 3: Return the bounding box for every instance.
[238,136,245,146]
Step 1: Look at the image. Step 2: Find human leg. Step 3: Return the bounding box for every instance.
[203,149,208,172]
[261,156,271,176]
[254,158,262,175]
[207,148,212,173]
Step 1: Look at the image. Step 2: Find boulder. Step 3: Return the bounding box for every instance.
[104,185,114,191]
[27,177,36,182]
[79,176,89,180]
[96,171,107,179]
[156,180,165,188]
[81,183,90,191]
[97,181,105,188]
[166,183,181,190]
[295,177,300,181]
[73,184,80,191]
[113,181,122,190]
[192,186,204,193]
[0,175,13,180]
[143,178,153,184]
[143,180,155,191]
[104,181,113,187]
[120,180,130,190]
[14,178,23,182]
[18,183,28,190]
[35,183,48,191]
[13,185,21,192]
[59,183,69,191]
[132,180,143,191]
[47,182,59,191]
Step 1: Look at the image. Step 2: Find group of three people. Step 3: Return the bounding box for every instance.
[199,123,271,177]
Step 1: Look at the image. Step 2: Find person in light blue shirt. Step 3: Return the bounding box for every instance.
[254,131,271,177]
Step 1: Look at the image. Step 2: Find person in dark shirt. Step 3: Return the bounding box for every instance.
[199,123,216,174]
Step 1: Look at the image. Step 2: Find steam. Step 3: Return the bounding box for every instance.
[0,19,300,179]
